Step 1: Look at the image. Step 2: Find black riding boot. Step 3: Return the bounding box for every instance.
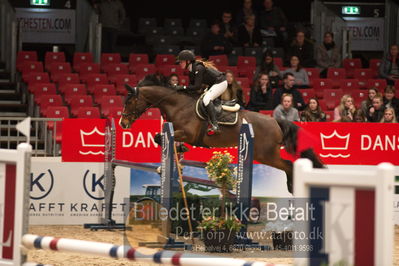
[206,101,220,134]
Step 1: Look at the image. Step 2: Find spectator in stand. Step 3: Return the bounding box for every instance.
[255,50,280,87]
[383,85,399,117]
[367,95,385,122]
[360,88,379,118]
[353,109,367,122]
[316,31,341,78]
[236,14,263,48]
[246,72,273,111]
[334,94,356,122]
[258,0,288,47]
[280,55,310,88]
[273,72,305,110]
[273,93,300,121]
[168,73,180,87]
[221,70,245,106]
[235,0,258,26]
[200,20,233,59]
[94,0,126,53]
[380,107,398,123]
[379,44,399,85]
[286,30,315,68]
[220,10,238,45]
[300,97,326,122]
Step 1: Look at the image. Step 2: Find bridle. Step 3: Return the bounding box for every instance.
[121,86,179,121]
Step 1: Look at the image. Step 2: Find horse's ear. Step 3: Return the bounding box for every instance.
[125,84,138,97]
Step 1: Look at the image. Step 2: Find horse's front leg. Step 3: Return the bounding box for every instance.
[174,129,188,142]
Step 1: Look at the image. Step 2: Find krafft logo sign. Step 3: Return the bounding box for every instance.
[63,119,399,166]
[83,169,105,200]
[30,169,54,200]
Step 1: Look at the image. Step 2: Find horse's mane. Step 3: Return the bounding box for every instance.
[137,73,170,88]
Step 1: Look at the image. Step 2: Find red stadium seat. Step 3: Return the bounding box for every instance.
[102,63,129,77]
[19,61,44,75]
[259,110,273,116]
[235,77,250,88]
[77,63,101,81]
[327,68,346,88]
[369,59,382,78]
[44,106,69,132]
[129,53,149,67]
[23,72,50,85]
[73,52,94,72]
[273,57,283,68]
[107,106,123,119]
[366,79,387,92]
[354,68,374,88]
[209,55,228,66]
[84,73,109,93]
[36,94,63,116]
[54,73,80,85]
[305,68,320,80]
[130,64,156,80]
[62,84,88,104]
[352,89,368,107]
[47,62,72,76]
[339,79,360,94]
[76,106,101,118]
[69,95,94,117]
[92,84,117,104]
[111,74,138,95]
[237,56,256,68]
[323,89,343,110]
[140,108,161,119]
[342,58,362,78]
[237,65,256,81]
[298,88,316,103]
[157,65,184,77]
[99,95,123,117]
[101,53,122,65]
[44,52,66,70]
[324,110,334,121]
[28,82,57,96]
[311,78,333,98]
[155,54,176,67]
[17,51,38,71]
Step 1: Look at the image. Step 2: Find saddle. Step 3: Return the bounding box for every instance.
[195,94,240,125]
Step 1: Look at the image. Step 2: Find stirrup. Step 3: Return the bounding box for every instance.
[207,123,220,135]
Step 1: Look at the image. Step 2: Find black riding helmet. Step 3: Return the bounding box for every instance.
[176,50,195,63]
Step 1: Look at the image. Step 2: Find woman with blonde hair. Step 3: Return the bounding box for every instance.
[221,70,245,106]
[334,94,356,122]
[380,107,398,123]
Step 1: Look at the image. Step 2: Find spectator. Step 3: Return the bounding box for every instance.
[383,85,399,117]
[300,97,326,122]
[236,14,263,48]
[353,109,367,122]
[221,70,245,106]
[286,30,315,68]
[246,72,273,111]
[280,55,310,88]
[235,0,258,26]
[258,0,288,47]
[168,73,179,87]
[94,0,126,53]
[380,107,398,123]
[200,20,233,59]
[316,31,341,78]
[334,94,356,122]
[360,88,379,118]
[255,50,280,87]
[379,44,399,85]
[366,95,385,122]
[273,93,300,121]
[273,72,305,110]
[220,10,238,45]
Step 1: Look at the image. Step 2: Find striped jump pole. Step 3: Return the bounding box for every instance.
[22,234,287,266]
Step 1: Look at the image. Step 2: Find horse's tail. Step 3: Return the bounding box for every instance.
[275,119,324,168]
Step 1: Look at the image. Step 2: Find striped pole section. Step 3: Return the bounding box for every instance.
[22,234,286,266]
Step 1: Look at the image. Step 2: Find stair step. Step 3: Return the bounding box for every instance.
[0,91,21,101]
[0,82,16,90]
[0,102,27,113]
[0,72,10,80]
[0,112,27,117]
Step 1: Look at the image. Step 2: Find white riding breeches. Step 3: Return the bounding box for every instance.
[203,80,228,106]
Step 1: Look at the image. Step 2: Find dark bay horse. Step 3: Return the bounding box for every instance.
[119,74,324,193]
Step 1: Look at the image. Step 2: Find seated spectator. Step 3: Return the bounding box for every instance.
[379,44,399,85]
[360,88,379,118]
[235,0,258,26]
[168,73,179,87]
[366,95,385,122]
[316,31,341,78]
[383,85,399,117]
[334,94,356,122]
[300,97,326,122]
[255,50,280,87]
[380,107,398,123]
[220,10,238,45]
[221,70,245,106]
[200,20,233,58]
[236,14,262,48]
[273,93,300,121]
[280,55,310,88]
[286,30,315,67]
[246,72,273,111]
[258,0,288,47]
[353,109,367,122]
[273,72,305,110]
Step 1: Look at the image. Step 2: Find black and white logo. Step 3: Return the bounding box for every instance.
[83,170,105,200]
[30,169,54,200]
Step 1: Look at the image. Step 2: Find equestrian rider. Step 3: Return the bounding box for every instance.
[175,50,227,134]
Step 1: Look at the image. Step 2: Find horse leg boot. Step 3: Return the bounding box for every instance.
[205,101,220,134]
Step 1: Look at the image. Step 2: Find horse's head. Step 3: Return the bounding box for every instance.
[119,84,147,129]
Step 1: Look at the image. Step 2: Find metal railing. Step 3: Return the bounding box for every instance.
[0,117,63,156]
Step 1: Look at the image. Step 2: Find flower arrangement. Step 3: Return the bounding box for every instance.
[198,215,243,232]
[205,151,236,190]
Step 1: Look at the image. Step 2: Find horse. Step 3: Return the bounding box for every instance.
[119,74,324,193]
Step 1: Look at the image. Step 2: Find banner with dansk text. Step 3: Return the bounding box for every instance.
[62,119,399,166]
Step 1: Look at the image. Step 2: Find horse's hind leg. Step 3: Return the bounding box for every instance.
[271,158,293,194]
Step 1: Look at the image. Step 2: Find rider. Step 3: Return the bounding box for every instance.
[175,50,227,134]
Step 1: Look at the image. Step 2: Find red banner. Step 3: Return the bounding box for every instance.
[62,119,399,165]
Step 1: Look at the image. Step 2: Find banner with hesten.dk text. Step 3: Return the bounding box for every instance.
[62,119,399,165]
